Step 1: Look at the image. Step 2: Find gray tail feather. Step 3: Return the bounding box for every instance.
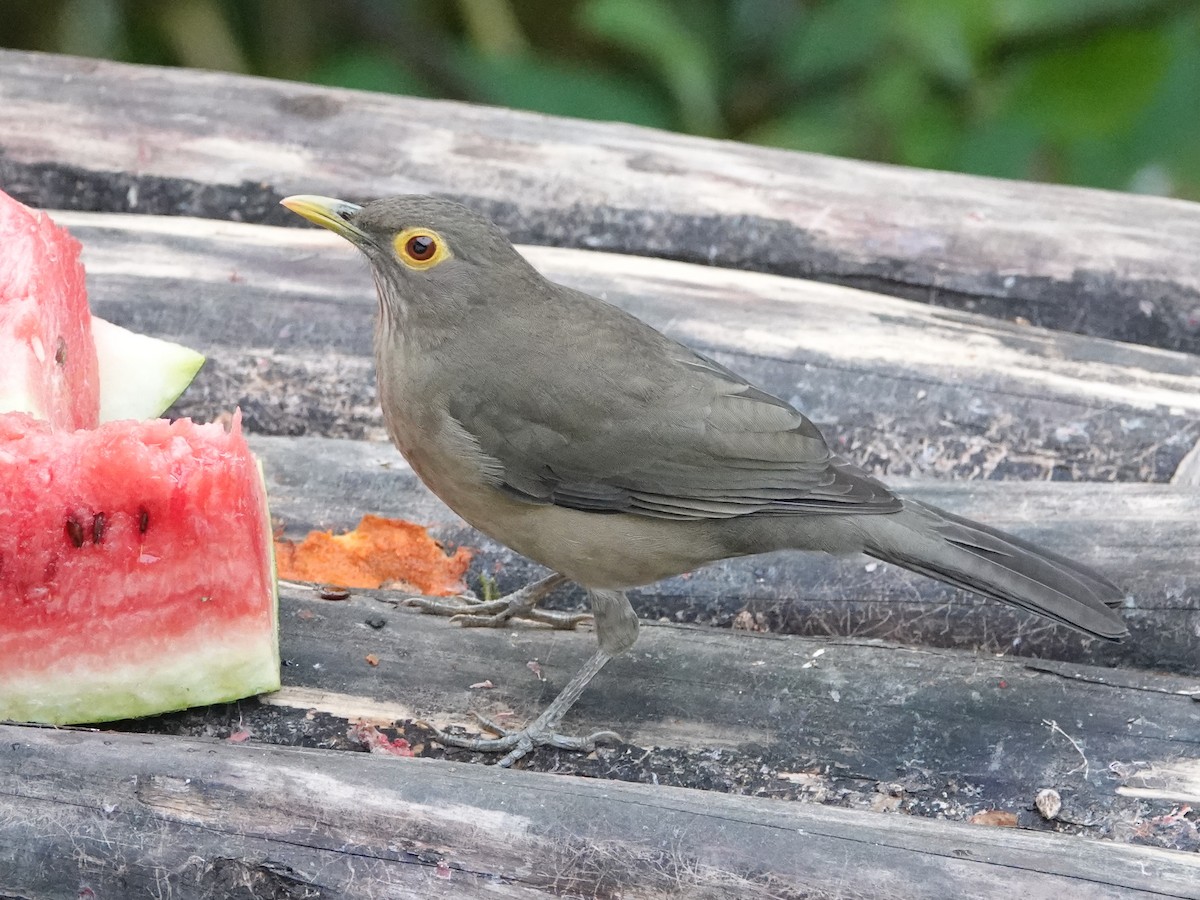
[863,499,1128,641]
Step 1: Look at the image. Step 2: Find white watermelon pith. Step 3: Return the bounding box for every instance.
[0,412,279,724]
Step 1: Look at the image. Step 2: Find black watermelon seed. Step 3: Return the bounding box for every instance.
[65,517,85,548]
[54,337,67,366]
[139,508,150,533]
[92,513,105,544]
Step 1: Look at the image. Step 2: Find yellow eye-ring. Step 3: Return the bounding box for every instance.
[393,227,452,270]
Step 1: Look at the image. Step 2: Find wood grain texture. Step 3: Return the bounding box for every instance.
[60,210,1200,486]
[255,434,1199,672]
[1,649,1198,900]
[2,50,1199,352]
[257,586,1200,825]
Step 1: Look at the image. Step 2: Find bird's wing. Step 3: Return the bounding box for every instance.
[449,333,900,522]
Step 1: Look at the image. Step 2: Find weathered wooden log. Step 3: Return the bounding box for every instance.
[62,210,1200,487]
[266,586,1200,825]
[1,50,1198,352]
[1,608,1199,899]
[255,434,1199,672]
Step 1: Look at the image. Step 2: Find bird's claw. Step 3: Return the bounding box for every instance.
[423,714,622,767]
[451,607,593,629]
[402,591,591,630]
[402,593,502,617]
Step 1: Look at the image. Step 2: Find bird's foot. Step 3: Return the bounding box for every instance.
[402,573,590,630]
[426,647,623,766]
[425,712,622,768]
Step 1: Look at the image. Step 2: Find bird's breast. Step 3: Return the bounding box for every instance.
[373,350,732,589]
[379,403,729,589]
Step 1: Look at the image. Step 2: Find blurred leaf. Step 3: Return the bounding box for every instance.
[579,0,724,135]
[861,60,961,170]
[1003,27,1172,139]
[455,0,528,57]
[780,0,887,81]
[1064,137,1140,191]
[1041,9,1200,199]
[1126,163,1176,197]
[892,0,992,84]
[731,0,803,62]
[254,0,327,79]
[157,0,247,72]
[456,49,673,127]
[957,119,1040,180]
[1125,11,1200,194]
[747,97,860,157]
[310,50,430,96]
[863,59,928,131]
[994,0,1175,40]
[56,0,124,59]
[896,96,961,169]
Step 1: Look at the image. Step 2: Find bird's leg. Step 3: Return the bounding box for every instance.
[426,589,639,766]
[403,572,590,629]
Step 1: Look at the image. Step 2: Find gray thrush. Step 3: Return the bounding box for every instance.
[281,194,1127,766]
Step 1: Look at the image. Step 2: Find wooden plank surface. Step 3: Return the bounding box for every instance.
[61,210,1200,488]
[256,434,1200,673]
[257,584,1200,831]
[31,207,1200,666]
[2,50,1199,353]
[3,725,1197,900]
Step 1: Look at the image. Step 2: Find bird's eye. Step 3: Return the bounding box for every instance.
[406,234,436,260]
[393,227,451,270]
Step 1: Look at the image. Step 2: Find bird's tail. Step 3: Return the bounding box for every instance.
[861,499,1128,640]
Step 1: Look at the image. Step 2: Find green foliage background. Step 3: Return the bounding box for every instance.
[5,0,1199,199]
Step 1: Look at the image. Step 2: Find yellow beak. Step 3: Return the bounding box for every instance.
[280,195,367,244]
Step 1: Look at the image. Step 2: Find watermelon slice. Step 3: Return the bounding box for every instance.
[0,189,99,430]
[0,189,205,425]
[0,411,279,724]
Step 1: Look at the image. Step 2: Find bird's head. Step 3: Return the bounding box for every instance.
[281,194,536,324]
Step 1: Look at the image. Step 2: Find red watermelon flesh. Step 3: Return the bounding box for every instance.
[0,189,99,430]
[0,410,279,724]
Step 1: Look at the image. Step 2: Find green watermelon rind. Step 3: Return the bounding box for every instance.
[92,316,206,422]
[0,633,280,725]
[0,449,280,726]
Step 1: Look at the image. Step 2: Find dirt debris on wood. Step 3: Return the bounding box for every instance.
[102,696,1200,855]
